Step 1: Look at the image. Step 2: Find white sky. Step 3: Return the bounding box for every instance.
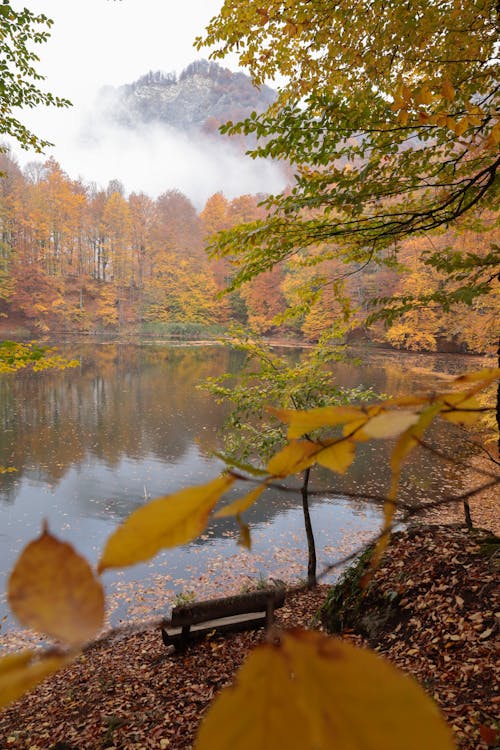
[15,0,238,103]
[7,1,287,207]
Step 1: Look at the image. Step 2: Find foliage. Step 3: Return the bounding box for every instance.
[1,366,497,750]
[0,340,78,373]
[202,332,377,463]
[196,0,499,337]
[8,522,104,647]
[0,3,70,153]
[0,149,495,351]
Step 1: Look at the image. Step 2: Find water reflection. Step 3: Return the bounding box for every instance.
[0,342,490,630]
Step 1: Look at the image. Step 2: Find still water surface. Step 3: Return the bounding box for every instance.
[0,342,489,635]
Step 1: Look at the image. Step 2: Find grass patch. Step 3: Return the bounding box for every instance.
[140,322,226,340]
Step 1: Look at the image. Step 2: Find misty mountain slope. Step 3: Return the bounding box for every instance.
[99,60,276,134]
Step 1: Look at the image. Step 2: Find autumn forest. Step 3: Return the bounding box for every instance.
[0,150,497,353]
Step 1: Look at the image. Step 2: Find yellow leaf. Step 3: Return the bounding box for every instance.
[272,405,363,439]
[342,416,370,440]
[0,650,71,709]
[397,109,409,126]
[195,630,456,750]
[439,394,481,425]
[266,440,319,477]
[8,527,105,647]
[468,113,481,127]
[237,516,251,549]
[390,86,404,109]
[414,85,434,105]
[215,484,266,517]
[402,84,412,101]
[485,122,500,148]
[370,403,442,571]
[441,79,455,101]
[342,404,385,442]
[453,117,468,136]
[392,404,441,478]
[361,410,420,439]
[99,474,235,572]
[452,367,500,385]
[316,440,355,474]
[435,112,449,127]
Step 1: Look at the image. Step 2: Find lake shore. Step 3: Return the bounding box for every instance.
[0,518,497,750]
[0,342,497,749]
[0,465,498,750]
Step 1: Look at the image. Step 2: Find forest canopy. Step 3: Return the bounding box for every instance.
[196,0,499,314]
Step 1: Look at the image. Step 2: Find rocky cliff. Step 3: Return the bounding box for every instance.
[99,60,276,135]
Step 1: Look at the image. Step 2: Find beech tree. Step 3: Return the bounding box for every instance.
[197,0,500,440]
[196,0,499,304]
[0,2,70,153]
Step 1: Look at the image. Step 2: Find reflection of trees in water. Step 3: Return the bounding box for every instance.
[0,344,481,507]
[0,344,234,488]
[77,476,374,546]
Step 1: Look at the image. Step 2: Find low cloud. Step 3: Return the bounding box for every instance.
[9,98,287,208]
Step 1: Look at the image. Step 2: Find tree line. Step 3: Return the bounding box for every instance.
[0,150,496,353]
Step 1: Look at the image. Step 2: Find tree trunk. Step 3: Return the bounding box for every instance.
[301,467,317,588]
[463,498,473,530]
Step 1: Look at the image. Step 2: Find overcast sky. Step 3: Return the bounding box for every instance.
[15,0,238,102]
[7,1,286,207]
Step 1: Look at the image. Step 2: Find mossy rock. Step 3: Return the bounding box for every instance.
[320,543,403,641]
[320,546,373,635]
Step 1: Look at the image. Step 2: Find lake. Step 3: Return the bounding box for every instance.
[0,341,490,642]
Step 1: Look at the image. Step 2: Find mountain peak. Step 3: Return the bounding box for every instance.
[100,60,276,133]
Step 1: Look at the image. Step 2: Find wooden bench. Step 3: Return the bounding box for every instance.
[161,585,286,651]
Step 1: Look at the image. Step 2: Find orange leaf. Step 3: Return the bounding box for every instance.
[8,526,105,647]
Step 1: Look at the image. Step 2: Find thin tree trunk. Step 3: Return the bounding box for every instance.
[301,467,317,588]
[463,498,473,530]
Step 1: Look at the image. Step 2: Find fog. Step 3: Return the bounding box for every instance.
[8,96,287,209]
[6,0,288,208]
